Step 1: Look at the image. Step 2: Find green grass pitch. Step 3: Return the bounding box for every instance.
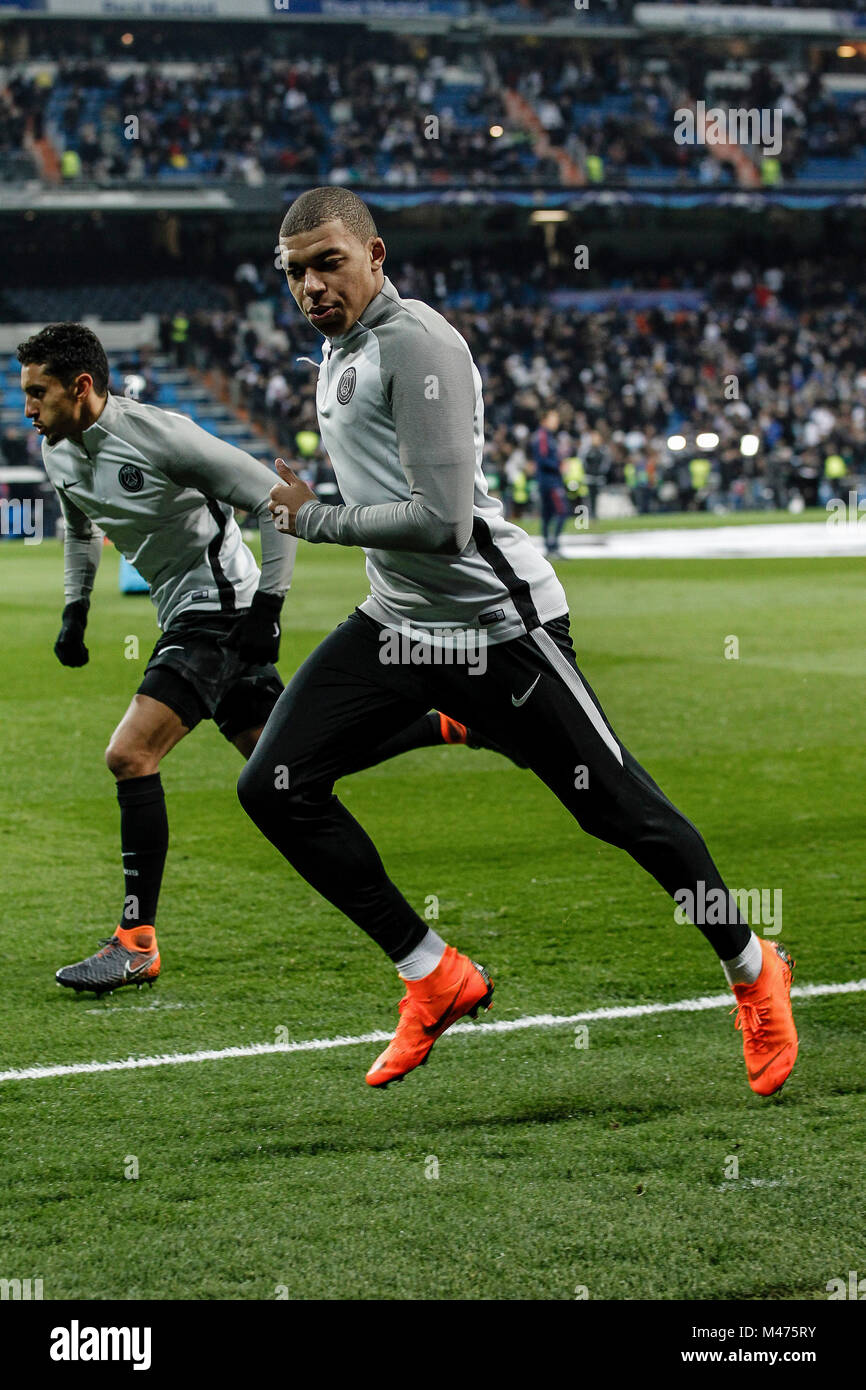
[0,535,863,1300]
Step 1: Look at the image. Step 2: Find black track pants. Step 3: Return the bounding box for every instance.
[237,609,750,963]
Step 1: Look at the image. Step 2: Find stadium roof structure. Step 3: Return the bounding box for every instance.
[2,184,865,213]
[8,0,866,41]
[1,0,636,36]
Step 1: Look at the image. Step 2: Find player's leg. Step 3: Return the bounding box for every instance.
[232,708,523,771]
[212,661,286,761]
[219,668,447,773]
[551,484,569,553]
[539,485,555,554]
[55,688,196,995]
[334,709,527,775]
[60,628,284,995]
[458,615,797,1094]
[236,611,494,1085]
[214,648,501,771]
[339,710,455,772]
[237,612,436,957]
[55,613,235,997]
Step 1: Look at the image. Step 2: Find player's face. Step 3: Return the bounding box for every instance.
[20,364,83,446]
[280,220,386,338]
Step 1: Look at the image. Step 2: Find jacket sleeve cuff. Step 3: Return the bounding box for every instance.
[293,498,330,541]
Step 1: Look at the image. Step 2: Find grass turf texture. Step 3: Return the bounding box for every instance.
[0,536,863,1300]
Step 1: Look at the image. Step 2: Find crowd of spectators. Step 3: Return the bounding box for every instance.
[1,249,862,521]
[1,44,547,186]
[165,252,865,518]
[2,25,866,187]
[514,49,866,183]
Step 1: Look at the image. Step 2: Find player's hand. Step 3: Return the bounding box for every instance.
[268,458,318,536]
[223,590,283,666]
[54,600,90,667]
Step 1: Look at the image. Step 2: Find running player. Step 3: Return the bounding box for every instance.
[237,187,798,1097]
[20,322,484,996]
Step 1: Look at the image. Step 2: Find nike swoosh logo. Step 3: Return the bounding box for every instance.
[747,1046,789,1081]
[159,645,185,654]
[512,675,541,708]
[423,1005,461,1037]
[123,953,158,981]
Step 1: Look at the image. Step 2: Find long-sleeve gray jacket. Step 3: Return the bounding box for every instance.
[294,276,566,645]
[42,393,297,630]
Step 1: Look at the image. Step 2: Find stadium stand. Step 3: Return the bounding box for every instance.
[3,25,866,188]
[2,7,864,530]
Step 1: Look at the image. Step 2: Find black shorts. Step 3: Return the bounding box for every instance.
[138,611,284,741]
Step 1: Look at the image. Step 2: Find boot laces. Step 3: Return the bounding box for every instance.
[731,998,770,1047]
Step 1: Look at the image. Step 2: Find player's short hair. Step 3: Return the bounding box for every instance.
[280,186,377,246]
[16,323,109,396]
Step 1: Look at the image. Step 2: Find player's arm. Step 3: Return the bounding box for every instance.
[54,489,104,668]
[157,412,298,663]
[277,325,476,554]
[157,411,298,598]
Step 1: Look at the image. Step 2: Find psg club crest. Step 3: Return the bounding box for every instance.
[118,464,145,493]
[336,367,356,404]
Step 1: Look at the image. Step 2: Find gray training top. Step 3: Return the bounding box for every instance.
[42,393,297,630]
[294,275,567,646]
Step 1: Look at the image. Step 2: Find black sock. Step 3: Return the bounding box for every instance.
[117,773,168,929]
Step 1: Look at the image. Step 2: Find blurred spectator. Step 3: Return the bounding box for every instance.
[170,310,190,368]
[531,408,569,555]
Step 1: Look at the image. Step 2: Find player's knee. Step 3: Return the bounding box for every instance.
[105,738,153,780]
[236,761,258,816]
[237,759,323,827]
[236,759,282,822]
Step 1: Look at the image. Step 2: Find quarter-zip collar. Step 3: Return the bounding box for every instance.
[75,392,117,458]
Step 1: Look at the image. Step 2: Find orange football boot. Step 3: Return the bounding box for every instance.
[731,938,798,1096]
[55,924,161,997]
[366,945,494,1088]
[438,713,468,744]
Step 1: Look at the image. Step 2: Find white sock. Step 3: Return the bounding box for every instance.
[394,928,447,981]
[722,932,764,987]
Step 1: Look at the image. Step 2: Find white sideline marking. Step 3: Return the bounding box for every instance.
[2,978,863,1085]
[541,521,866,561]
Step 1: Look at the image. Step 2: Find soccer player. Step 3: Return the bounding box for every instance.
[20,323,483,996]
[237,187,798,1097]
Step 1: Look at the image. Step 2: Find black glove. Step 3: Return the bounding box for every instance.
[223,591,283,666]
[54,599,90,667]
